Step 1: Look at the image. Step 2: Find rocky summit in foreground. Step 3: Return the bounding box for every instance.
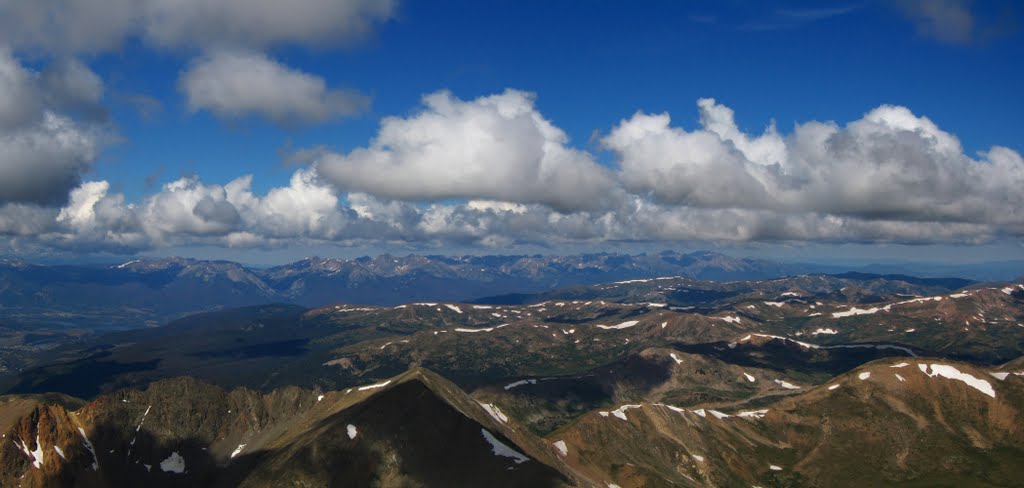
[0,369,577,487]
[2,360,1023,488]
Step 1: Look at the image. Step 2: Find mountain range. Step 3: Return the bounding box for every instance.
[5,250,1003,332]
[1,258,1022,486]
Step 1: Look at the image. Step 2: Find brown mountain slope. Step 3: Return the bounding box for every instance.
[550,357,1024,488]
[470,346,813,434]
[0,369,584,487]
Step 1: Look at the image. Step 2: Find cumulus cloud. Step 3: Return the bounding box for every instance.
[605,98,1024,227]
[316,89,620,212]
[0,0,396,54]
[141,0,396,50]
[179,50,369,124]
[1,0,393,126]
[0,49,103,205]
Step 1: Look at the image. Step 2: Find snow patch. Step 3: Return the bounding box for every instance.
[832,307,881,318]
[917,364,995,398]
[858,372,871,380]
[347,425,358,439]
[604,404,643,421]
[480,429,529,464]
[718,316,742,324]
[77,427,99,471]
[455,326,496,333]
[16,433,44,469]
[670,353,683,364]
[737,409,769,419]
[827,384,840,390]
[444,304,463,314]
[357,380,392,391]
[53,445,65,460]
[692,454,705,462]
[743,372,756,382]
[553,440,568,457]
[116,259,140,269]
[230,444,246,459]
[895,374,906,382]
[708,410,731,419]
[811,328,838,335]
[160,452,186,474]
[504,379,537,390]
[769,465,783,471]
[479,403,509,423]
[990,372,1010,381]
[774,379,801,390]
[595,320,640,330]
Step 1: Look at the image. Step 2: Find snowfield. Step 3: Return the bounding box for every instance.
[917,364,995,398]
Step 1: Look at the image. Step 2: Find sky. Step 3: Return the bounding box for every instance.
[0,0,1022,264]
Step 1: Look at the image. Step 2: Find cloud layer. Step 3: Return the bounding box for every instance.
[2,90,1022,255]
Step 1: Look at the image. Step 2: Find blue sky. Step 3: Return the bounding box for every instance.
[94,0,1024,197]
[1,0,1022,263]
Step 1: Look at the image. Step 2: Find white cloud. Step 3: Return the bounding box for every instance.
[179,50,369,124]
[54,180,144,247]
[0,111,100,205]
[0,0,140,55]
[227,169,349,240]
[0,49,104,205]
[142,0,396,50]
[0,0,396,54]
[605,98,1024,228]
[316,89,620,212]
[1,1,394,128]
[139,177,241,240]
[2,93,1023,253]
